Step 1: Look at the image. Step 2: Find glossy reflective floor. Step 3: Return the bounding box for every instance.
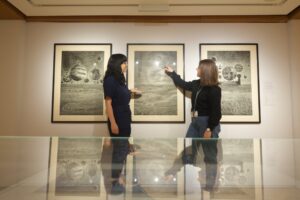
[0,137,299,200]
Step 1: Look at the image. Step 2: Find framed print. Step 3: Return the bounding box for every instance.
[48,137,106,200]
[127,44,185,122]
[200,44,260,123]
[52,43,112,122]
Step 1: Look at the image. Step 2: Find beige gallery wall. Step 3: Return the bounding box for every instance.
[0,20,25,135]
[0,21,49,190]
[288,19,300,188]
[0,20,294,140]
[12,22,294,139]
[0,20,297,190]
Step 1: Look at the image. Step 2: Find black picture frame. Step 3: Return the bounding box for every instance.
[52,43,112,122]
[200,43,261,123]
[127,43,185,123]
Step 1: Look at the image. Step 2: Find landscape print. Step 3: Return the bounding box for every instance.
[134,51,177,115]
[52,44,111,122]
[60,51,104,116]
[207,50,252,116]
[128,44,185,122]
[201,44,260,123]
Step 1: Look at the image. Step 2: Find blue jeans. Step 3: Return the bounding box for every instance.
[183,116,221,190]
[186,116,220,138]
[183,116,221,164]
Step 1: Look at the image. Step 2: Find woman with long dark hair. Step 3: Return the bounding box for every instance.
[103,53,140,193]
[104,54,130,136]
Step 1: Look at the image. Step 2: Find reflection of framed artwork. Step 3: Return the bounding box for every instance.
[212,139,263,200]
[200,44,260,123]
[125,138,184,200]
[52,44,112,122]
[127,44,185,123]
[48,137,106,200]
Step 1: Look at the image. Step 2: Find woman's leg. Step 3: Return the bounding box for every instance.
[108,120,130,180]
[190,117,209,160]
[201,124,221,191]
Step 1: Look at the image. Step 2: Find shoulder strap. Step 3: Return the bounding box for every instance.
[192,86,203,111]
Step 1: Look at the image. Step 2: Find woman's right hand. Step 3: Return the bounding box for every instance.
[111,122,119,135]
[164,65,174,73]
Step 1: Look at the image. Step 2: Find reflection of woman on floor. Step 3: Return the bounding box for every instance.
[100,138,127,195]
[103,54,141,194]
[165,140,223,192]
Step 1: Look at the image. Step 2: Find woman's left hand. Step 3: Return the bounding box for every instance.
[203,130,212,138]
[130,88,142,95]
[164,65,174,73]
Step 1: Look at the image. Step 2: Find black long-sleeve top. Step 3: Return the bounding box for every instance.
[169,71,222,130]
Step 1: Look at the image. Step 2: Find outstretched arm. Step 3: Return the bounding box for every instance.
[164,66,193,91]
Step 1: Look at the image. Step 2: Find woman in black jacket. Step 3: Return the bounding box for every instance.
[164,59,221,139]
[164,59,222,191]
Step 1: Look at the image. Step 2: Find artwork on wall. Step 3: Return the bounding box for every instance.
[200,44,260,123]
[48,137,106,200]
[127,44,185,122]
[52,44,112,122]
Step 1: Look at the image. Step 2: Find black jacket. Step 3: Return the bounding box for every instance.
[169,71,222,130]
